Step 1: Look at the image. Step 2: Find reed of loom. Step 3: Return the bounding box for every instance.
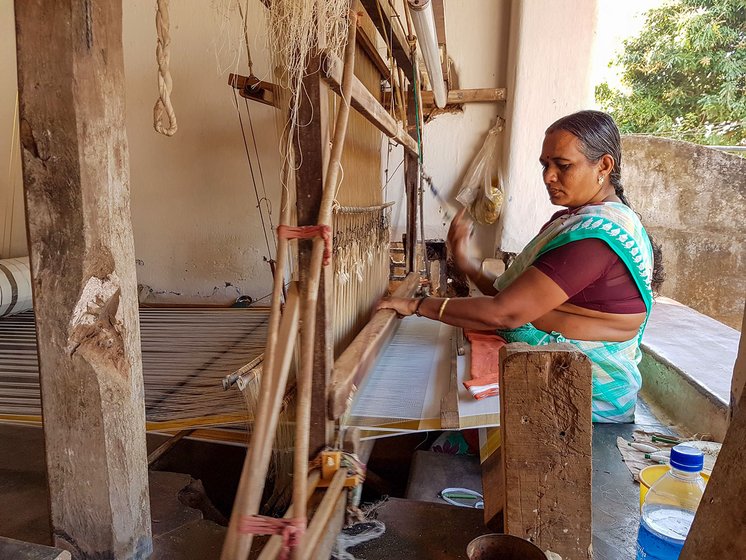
[332,203,392,356]
[221,4,360,558]
[292,4,360,557]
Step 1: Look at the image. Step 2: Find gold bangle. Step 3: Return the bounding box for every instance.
[438,298,450,321]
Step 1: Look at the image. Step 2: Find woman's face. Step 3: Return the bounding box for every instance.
[540,130,609,208]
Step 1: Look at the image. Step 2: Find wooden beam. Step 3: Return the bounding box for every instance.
[356,24,390,79]
[421,88,507,107]
[295,55,334,457]
[432,0,446,46]
[681,325,746,559]
[440,335,459,429]
[328,272,419,419]
[403,69,421,273]
[228,73,278,108]
[481,445,505,529]
[322,52,418,156]
[359,0,414,78]
[14,2,152,558]
[500,343,593,558]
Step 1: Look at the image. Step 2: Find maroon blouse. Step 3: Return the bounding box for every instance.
[531,209,646,314]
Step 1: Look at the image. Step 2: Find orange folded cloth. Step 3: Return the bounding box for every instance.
[462,330,506,400]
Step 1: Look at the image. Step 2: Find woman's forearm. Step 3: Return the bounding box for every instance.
[417,295,517,331]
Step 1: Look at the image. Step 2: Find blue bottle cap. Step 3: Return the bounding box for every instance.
[670,444,704,472]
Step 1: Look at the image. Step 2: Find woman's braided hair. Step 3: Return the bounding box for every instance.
[547,110,665,292]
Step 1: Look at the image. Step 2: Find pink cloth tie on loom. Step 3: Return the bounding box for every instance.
[277,224,332,266]
[238,515,306,560]
[462,330,506,400]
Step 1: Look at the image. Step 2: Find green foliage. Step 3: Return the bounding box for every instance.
[596,0,746,145]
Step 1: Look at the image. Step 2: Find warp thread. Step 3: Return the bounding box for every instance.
[237,515,306,560]
[277,225,332,266]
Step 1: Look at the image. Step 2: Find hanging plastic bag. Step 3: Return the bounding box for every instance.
[455,118,505,225]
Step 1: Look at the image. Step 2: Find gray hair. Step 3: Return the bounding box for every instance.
[546,110,629,206]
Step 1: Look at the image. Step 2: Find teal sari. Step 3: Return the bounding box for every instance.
[495,202,654,423]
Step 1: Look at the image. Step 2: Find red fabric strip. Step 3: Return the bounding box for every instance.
[237,515,306,560]
[277,224,333,266]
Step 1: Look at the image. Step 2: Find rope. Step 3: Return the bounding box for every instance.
[237,515,306,560]
[277,225,332,266]
[333,201,395,214]
[153,0,177,136]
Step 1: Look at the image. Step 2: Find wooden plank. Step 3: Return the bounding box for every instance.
[440,335,459,429]
[432,0,446,46]
[420,88,508,107]
[481,445,505,530]
[359,0,414,78]
[14,2,152,558]
[403,76,420,273]
[356,24,390,79]
[295,55,334,457]
[147,429,194,466]
[500,343,592,559]
[681,327,746,559]
[228,73,277,108]
[729,303,746,420]
[322,52,418,156]
[328,272,419,419]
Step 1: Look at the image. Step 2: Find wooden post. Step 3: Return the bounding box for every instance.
[295,55,334,457]
[681,323,746,559]
[403,64,420,273]
[500,343,593,559]
[14,2,152,558]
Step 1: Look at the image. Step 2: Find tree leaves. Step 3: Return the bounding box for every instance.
[596,0,746,145]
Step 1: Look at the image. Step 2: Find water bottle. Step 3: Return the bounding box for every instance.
[636,444,706,559]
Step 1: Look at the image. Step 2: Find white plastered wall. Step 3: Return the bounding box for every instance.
[498,0,597,253]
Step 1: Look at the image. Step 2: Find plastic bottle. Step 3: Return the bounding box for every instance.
[636,444,707,559]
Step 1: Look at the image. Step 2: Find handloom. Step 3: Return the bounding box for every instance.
[0,307,270,441]
[343,317,500,439]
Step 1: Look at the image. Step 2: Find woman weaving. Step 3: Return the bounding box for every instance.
[378,110,663,423]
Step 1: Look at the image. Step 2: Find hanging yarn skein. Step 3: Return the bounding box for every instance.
[153,0,178,136]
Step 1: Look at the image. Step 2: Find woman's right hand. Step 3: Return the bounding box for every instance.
[447,207,472,269]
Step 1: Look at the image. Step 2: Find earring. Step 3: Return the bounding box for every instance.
[598,175,605,185]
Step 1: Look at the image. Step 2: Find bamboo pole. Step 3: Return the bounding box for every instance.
[221,151,297,558]
[292,5,360,559]
[256,470,322,560]
[299,469,348,560]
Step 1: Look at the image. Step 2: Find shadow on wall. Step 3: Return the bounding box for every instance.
[622,135,745,330]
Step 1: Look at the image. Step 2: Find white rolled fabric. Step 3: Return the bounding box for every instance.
[0,257,33,317]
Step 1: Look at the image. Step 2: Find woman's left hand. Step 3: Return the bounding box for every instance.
[376,296,418,317]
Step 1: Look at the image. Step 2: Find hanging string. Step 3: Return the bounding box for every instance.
[235,0,254,76]
[242,97,276,254]
[2,93,20,258]
[232,88,276,262]
[153,0,178,136]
